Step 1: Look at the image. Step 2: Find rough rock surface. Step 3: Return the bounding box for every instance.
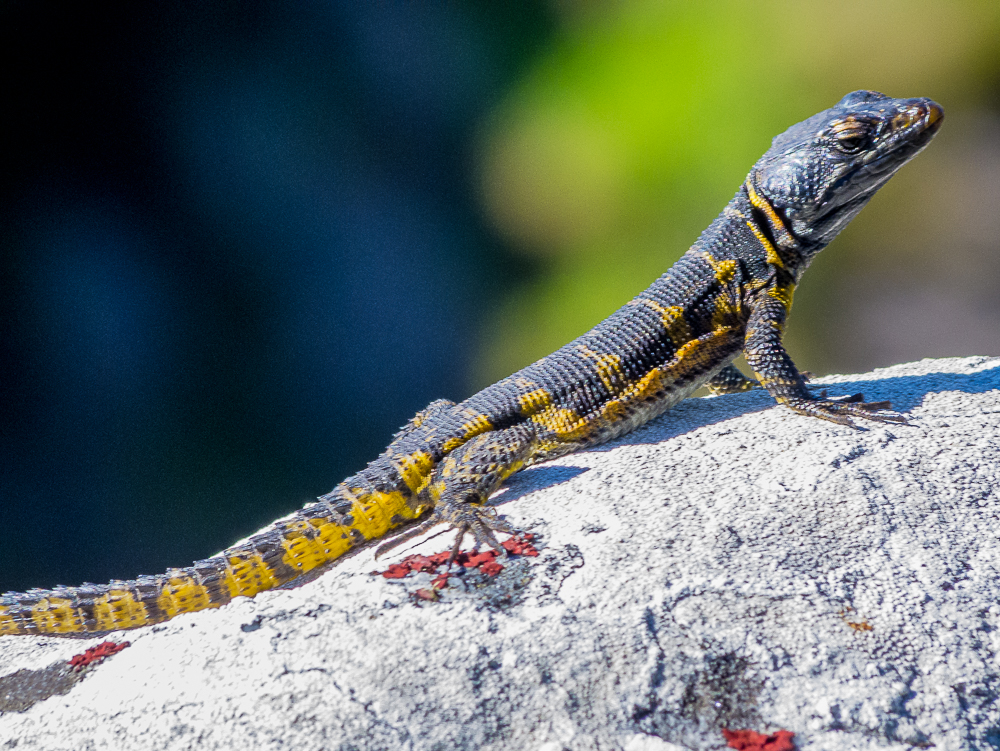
[1,356,999,751]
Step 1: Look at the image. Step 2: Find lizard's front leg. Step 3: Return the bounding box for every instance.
[743,285,906,427]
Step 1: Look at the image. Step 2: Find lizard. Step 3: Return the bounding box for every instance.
[0,90,942,636]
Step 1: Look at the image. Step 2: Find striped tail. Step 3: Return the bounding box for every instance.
[0,481,427,636]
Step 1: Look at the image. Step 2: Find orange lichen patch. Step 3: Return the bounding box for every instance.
[69,640,130,671]
[722,728,795,751]
[431,573,450,589]
[29,597,86,634]
[839,607,873,632]
[93,588,152,631]
[501,535,539,556]
[380,554,442,578]
[223,552,280,599]
[395,450,434,495]
[157,573,213,619]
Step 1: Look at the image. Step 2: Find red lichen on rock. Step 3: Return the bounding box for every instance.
[374,533,539,589]
[722,729,795,751]
[502,533,539,557]
[68,641,131,671]
[378,552,449,579]
[480,560,504,577]
[380,563,412,579]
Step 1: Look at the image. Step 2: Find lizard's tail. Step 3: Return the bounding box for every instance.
[0,482,426,636]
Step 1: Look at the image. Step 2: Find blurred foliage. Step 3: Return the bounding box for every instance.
[0,1,554,592]
[473,0,1000,386]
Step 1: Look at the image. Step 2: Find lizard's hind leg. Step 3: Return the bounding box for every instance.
[420,425,536,563]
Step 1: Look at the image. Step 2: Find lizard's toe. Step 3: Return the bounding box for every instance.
[374,514,440,559]
[439,504,516,564]
[784,396,907,427]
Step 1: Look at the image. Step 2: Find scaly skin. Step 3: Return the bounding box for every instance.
[0,91,942,635]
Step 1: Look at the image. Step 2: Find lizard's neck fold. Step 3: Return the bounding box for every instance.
[741,177,817,280]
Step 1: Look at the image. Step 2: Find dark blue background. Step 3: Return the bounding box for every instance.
[0,2,551,591]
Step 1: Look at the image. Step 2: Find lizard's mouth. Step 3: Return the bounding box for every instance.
[862,98,943,173]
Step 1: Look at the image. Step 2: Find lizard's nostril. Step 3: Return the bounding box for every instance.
[924,100,944,128]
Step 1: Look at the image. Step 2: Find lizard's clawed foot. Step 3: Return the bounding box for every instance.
[438,503,517,566]
[784,393,908,428]
[373,503,516,565]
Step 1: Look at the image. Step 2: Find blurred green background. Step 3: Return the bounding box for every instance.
[473,0,1000,386]
[1,1,998,592]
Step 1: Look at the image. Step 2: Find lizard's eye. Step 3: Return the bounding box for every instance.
[834,131,869,154]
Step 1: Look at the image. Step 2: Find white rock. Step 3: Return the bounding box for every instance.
[1,356,998,751]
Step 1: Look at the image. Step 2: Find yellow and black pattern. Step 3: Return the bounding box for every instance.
[0,477,429,635]
[0,91,942,635]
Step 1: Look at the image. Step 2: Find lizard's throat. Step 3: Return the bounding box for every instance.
[743,178,809,277]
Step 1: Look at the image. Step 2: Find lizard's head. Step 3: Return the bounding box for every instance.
[750,90,943,250]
